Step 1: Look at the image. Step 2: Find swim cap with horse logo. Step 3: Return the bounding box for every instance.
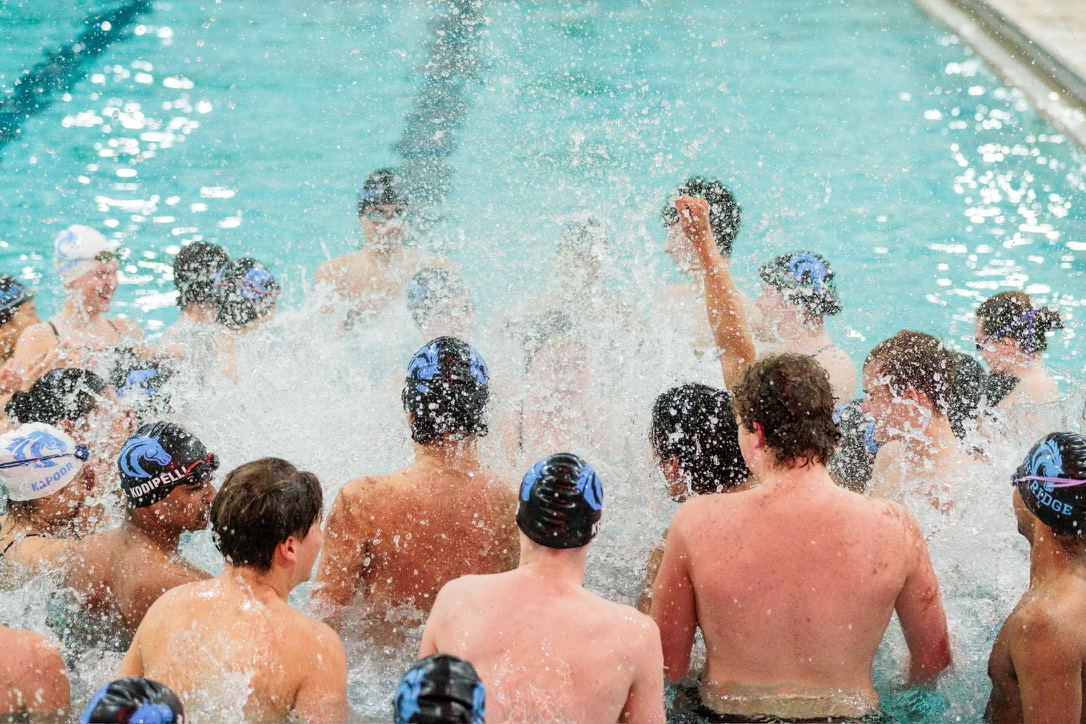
[118,422,219,509]
[0,422,88,502]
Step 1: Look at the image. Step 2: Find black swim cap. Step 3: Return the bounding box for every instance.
[212,258,279,328]
[173,242,229,308]
[517,453,602,549]
[358,169,409,215]
[110,352,175,420]
[393,654,485,724]
[403,337,490,445]
[660,176,742,257]
[0,274,34,326]
[759,251,842,317]
[5,367,106,426]
[1014,432,1086,537]
[80,677,185,724]
[119,422,218,508]
[829,399,878,493]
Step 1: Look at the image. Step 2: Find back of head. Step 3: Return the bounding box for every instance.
[660,176,742,256]
[946,352,985,438]
[210,457,321,571]
[517,453,602,549]
[403,337,490,445]
[119,422,217,509]
[650,384,749,493]
[81,677,185,724]
[558,212,611,259]
[173,242,229,309]
[110,351,175,421]
[759,251,842,318]
[977,291,1063,354]
[213,257,279,328]
[519,310,575,371]
[865,331,956,414]
[829,399,879,493]
[406,269,471,329]
[6,368,106,426]
[357,168,409,217]
[0,274,34,327]
[393,654,485,724]
[732,354,840,467]
[1014,432,1086,538]
[0,422,88,503]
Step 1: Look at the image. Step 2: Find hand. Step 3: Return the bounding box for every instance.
[673,195,718,263]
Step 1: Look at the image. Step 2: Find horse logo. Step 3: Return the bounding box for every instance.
[393,667,425,723]
[575,464,603,512]
[120,436,172,479]
[238,266,276,301]
[54,229,81,260]
[5,430,67,468]
[1030,438,1064,491]
[788,252,830,290]
[408,344,442,394]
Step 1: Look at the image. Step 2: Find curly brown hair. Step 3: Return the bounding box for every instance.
[731,354,840,467]
[864,331,955,414]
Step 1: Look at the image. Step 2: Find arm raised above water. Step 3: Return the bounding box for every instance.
[649,510,698,682]
[893,506,952,684]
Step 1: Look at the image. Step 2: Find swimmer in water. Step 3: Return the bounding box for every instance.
[988,432,1086,724]
[158,241,230,365]
[0,276,42,390]
[211,257,280,380]
[420,453,665,724]
[0,623,69,722]
[406,268,477,342]
[314,169,453,328]
[313,337,517,646]
[974,291,1064,410]
[62,423,216,649]
[393,654,485,724]
[651,354,951,722]
[119,457,349,723]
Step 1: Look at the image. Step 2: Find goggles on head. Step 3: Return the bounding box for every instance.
[0,445,90,470]
[1012,474,1086,490]
[976,308,1036,351]
[363,207,408,224]
[181,452,220,485]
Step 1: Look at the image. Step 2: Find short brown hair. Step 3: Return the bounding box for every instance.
[731,354,840,467]
[977,291,1063,354]
[211,457,322,572]
[865,331,955,413]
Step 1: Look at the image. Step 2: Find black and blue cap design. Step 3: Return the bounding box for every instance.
[759,251,842,316]
[0,274,33,316]
[358,169,409,213]
[394,654,485,724]
[118,422,218,509]
[1013,432,1086,536]
[517,453,602,550]
[403,337,489,402]
[81,677,184,724]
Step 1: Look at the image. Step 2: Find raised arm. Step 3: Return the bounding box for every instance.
[894,511,952,684]
[674,195,755,389]
[649,516,697,682]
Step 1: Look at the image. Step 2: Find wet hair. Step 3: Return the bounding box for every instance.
[403,337,489,446]
[865,331,957,415]
[829,400,878,493]
[977,291,1063,354]
[6,368,106,425]
[947,352,985,438]
[213,257,280,329]
[1014,432,1086,538]
[405,269,471,329]
[81,677,185,723]
[731,354,840,467]
[0,275,33,327]
[759,252,843,318]
[173,242,229,309]
[357,168,409,217]
[210,457,322,572]
[650,384,749,493]
[984,373,1020,407]
[660,176,742,256]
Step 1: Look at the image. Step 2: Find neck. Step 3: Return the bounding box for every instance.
[5,508,68,538]
[180,303,217,325]
[121,515,183,552]
[222,563,295,602]
[414,439,480,469]
[517,539,588,586]
[756,459,830,489]
[903,410,958,461]
[772,309,827,348]
[991,350,1040,378]
[1029,529,1086,587]
[59,298,100,324]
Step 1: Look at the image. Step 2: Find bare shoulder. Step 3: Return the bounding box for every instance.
[1006,595,1080,654]
[338,473,399,508]
[110,317,143,337]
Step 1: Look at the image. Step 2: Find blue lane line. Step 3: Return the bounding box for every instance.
[0,0,155,154]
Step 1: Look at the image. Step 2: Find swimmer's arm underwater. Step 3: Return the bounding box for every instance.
[893,508,952,686]
[674,195,755,389]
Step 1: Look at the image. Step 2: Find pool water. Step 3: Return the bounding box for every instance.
[1,0,1085,720]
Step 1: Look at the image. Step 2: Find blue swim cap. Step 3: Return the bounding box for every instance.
[394,654,485,724]
[759,251,842,316]
[80,677,184,723]
[517,453,602,549]
[1014,432,1086,536]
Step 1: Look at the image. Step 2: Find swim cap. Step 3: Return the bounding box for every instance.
[0,275,34,324]
[110,352,174,417]
[5,368,106,427]
[405,269,472,328]
[54,224,120,283]
[403,337,490,445]
[517,453,602,549]
[829,399,878,493]
[660,176,742,256]
[173,242,229,308]
[0,422,88,501]
[212,258,279,328]
[119,422,218,509]
[759,251,842,316]
[80,677,185,724]
[393,654,485,724]
[1014,432,1086,536]
[358,169,409,214]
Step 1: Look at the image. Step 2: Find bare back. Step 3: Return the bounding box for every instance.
[314,247,450,324]
[0,626,69,722]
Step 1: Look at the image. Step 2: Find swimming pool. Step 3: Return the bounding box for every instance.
[1,0,1085,720]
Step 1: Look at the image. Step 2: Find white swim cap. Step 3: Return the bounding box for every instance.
[54,225,119,283]
[0,423,88,502]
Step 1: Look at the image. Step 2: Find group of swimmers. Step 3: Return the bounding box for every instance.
[0,169,1081,724]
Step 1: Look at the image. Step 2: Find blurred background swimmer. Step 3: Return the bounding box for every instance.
[393,654,485,724]
[405,269,477,344]
[210,257,280,380]
[158,241,230,368]
[0,275,43,395]
[81,676,184,724]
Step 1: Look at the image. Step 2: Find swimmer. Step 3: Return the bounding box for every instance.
[974,291,1064,410]
[393,654,485,724]
[651,354,951,722]
[158,241,230,365]
[638,383,752,612]
[420,453,665,723]
[828,399,879,494]
[62,423,216,649]
[108,353,175,425]
[211,257,280,380]
[313,337,517,645]
[315,169,453,327]
[0,624,70,722]
[0,275,41,380]
[8,225,143,386]
[406,268,477,342]
[81,677,184,724]
[988,432,1086,723]
[119,457,349,723]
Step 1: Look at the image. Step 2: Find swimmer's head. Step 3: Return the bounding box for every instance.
[358,169,409,243]
[393,654,485,724]
[0,422,89,502]
[828,399,879,493]
[976,291,1063,361]
[862,331,956,444]
[758,252,842,319]
[6,368,107,427]
[1013,433,1086,539]
[173,241,229,309]
[0,274,35,329]
[80,677,185,724]
[109,353,175,423]
[946,352,985,439]
[650,384,749,500]
[403,337,490,446]
[660,177,741,257]
[517,453,602,550]
[212,257,280,329]
[54,224,120,284]
[118,422,218,511]
[732,354,840,469]
[558,212,612,270]
[405,269,475,338]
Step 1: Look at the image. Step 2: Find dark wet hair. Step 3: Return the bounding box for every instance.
[977,291,1063,354]
[403,337,489,446]
[0,274,34,327]
[211,457,322,572]
[6,368,106,425]
[660,176,742,256]
[865,331,957,415]
[1015,432,1086,538]
[829,399,878,493]
[732,354,841,467]
[213,257,280,329]
[405,269,471,329]
[81,677,185,723]
[357,168,409,217]
[650,384,749,494]
[759,252,843,317]
[173,242,229,308]
[947,352,985,438]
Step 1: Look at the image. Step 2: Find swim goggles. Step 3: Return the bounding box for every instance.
[1012,474,1086,490]
[0,445,90,469]
[976,309,1036,350]
[363,206,407,223]
[181,452,220,485]
[0,283,32,313]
